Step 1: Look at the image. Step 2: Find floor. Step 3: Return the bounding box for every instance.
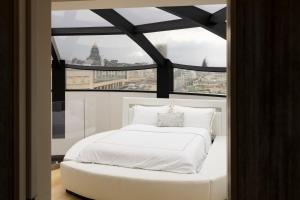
[51,169,80,200]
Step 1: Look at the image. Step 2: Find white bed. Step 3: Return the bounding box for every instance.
[60,97,227,200]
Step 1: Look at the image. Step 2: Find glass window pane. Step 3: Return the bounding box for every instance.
[66,69,157,91]
[196,4,226,13]
[54,35,153,65]
[145,27,226,67]
[115,7,180,25]
[174,69,226,95]
[52,10,113,28]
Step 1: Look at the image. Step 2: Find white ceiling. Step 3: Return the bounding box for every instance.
[52,0,226,10]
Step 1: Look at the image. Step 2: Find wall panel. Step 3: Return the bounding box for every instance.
[230,0,300,199]
[0,0,17,199]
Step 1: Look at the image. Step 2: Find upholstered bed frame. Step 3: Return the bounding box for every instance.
[123,97,227,136]
[60,97,228,200]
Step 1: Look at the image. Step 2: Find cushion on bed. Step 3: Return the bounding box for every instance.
[132,105,169,126]
[157,112,184,127]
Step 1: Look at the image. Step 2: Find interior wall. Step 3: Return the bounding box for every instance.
[29,0,52,199]
[52,92,226,155]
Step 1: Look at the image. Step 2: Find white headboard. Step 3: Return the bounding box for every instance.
[122,97,227,136]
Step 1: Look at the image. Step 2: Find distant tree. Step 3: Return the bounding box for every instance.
[202,58,208,67]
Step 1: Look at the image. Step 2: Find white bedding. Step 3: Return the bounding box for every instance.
[65,124,211,174]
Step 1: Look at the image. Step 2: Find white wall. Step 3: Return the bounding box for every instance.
[52,92,226,155]
[52,92,156,155]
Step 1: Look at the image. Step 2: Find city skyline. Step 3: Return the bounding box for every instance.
[54,27,226,67]
[66,43,226,95]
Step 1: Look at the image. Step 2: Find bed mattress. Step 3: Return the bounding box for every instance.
[65,125,211,174]
[61,136,227,200]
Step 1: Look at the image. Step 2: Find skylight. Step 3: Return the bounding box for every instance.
[114,7,180,25]
[52,10,113,28]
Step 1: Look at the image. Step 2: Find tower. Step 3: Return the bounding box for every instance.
[86,43,102,66]
[202,58,208,67]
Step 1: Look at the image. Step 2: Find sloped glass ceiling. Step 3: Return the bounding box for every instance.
[52,10,113,28]
[115,7,181,25]
[51,4,227,95]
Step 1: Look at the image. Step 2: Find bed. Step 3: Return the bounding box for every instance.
[60,97,227,200]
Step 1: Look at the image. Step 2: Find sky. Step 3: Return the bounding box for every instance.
[52,6,227,67]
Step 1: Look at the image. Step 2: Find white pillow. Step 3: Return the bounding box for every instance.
[132,105,169,126]
[173,105,215,131]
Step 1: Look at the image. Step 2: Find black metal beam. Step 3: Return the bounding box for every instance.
[209,22,226,39]
[64,90,226,98]
[135,19,198,33]
[66,63,226,73]
[66,64,156,71]
[52,60,65,102]
[51,19,200,36]
[52,27,123,36]
[171,92,226,98]
[52,60,66,139]
[207,8,227,38]
[65,89,156,93]
[51,38,61,63]
[157,59,173,98]
[91,9,167,67]
[173,63,227,72]
[210,7,226,24]
[159,6,226,39]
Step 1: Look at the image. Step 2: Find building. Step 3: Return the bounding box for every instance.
[86,43,102,65]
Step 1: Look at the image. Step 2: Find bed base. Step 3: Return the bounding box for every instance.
[61,136,227,200]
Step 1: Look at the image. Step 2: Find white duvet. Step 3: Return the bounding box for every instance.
[65,124,211,174]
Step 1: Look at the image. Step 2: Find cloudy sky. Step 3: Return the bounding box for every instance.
[52,6,227,67]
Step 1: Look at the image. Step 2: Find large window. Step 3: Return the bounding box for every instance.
[54,35,157,91]
[51,5,227,96]
[146,27,226,95]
